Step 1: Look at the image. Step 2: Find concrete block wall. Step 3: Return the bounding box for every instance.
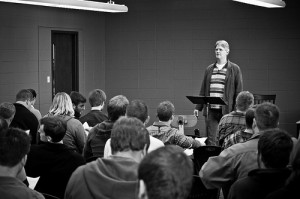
[0,2,106,116]
[105,0,300,137]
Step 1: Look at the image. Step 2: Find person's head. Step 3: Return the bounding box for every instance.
[88,89,106,108]
[70,91,86,116]
[285,139,300,187]
[107,95,129,122]
[110,116,150,158]
[236,91,254,112]
[49,92,74,117]
[15,89,33,108]
[27,88,37,106]
[0,116,8,132]
[138,145,194,199]
[40,116,67,143]
[215,40,230,60]
[157,101,175,122]
[0,128,31,175]
[0,102,16,126]
[126,99,149,124]
[245,108,255,129]
[257,129,293,169]
[254,102,279,131]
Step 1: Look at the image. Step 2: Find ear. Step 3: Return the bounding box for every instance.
[144,116,150,126]
[21,155,27,167]
[138,180,148,199]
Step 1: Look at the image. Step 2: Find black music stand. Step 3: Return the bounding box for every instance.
[186,96,227,118]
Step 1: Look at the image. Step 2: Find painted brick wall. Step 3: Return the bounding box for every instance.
[0,2,106,116]
[105,0,300,137]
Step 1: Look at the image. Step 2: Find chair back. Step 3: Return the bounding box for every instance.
[42,193,61,199]
[193,146,222,174]
[253,94,276,105]
[188,146,222,199]
[187,175,220,199]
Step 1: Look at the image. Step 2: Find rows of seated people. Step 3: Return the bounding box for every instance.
[0,88,299,199]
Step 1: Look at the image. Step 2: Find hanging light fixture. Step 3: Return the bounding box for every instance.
[0,0,128,12]
[233,0,286,8]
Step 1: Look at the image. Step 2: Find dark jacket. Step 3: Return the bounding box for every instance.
[79,110,108,127]
[195,60,243,116]
[83,120,114,161]
[10,103,39,144]
[25,143,85,198]
[228,168,291,199]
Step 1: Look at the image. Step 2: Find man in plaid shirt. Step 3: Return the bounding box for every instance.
[218,91,254,148]
[223,108,255,149]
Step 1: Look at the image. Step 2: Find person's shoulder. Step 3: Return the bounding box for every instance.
[222,138,258,156]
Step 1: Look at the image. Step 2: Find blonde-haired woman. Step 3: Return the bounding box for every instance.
[45,92,86,154]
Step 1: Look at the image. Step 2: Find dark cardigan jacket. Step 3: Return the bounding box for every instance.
[195,60,243,116]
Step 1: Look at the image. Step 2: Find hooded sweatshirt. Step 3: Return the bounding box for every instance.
[65,155,139,199]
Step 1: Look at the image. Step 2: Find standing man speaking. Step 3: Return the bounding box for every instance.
[194,40,243,146]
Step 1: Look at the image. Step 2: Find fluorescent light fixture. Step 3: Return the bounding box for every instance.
[0,0,128,12]
[233,0,286,8]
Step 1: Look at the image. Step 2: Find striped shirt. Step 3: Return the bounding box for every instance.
[210,64,227,109]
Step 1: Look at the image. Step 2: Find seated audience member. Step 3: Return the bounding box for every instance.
[0,128,44,199]
[200,102,280,199]
[104,99,164,158]
[147,100,201,149]
[138,145,193,199]
[79,89,108,127]
[0,104,29,186]
[65,116,150,199]
[218,91,254,148]
[223,108,256,149]
[228,129,293,199]
[0,117,8,132]
[0,102,16,126]
[45,92,86,154]
[27,88,42,121]
[10,89,39,144]
[83,95,129,161]
[266,140,300,199]
[25,116,85,198]
[70,91,86,120]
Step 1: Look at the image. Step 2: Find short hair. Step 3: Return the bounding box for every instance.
[48,92,74,117]
[215,40,230,52]
[107,95,129,122]
[111,116,150,154]
[27,88,37,99]
[41,116,67,142]
[138,145,194,199]
[254,102,279,131]
[70,91,86,106]
[88,89,106,107]
[126,99,148,123]
[0,116,8,132]
[0,102,16,120]
[236,91,254,112]
[16,89,33,101]
[258,129,293,169]
[245,108,255,129]
[286,139,300,186]
[0,128,31,167]
[157,101,175,122]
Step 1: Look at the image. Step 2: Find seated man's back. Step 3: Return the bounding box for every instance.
[66,116,150,199]
[0,127,44,199]
[147,101,201,149]
[25,116,85,198]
